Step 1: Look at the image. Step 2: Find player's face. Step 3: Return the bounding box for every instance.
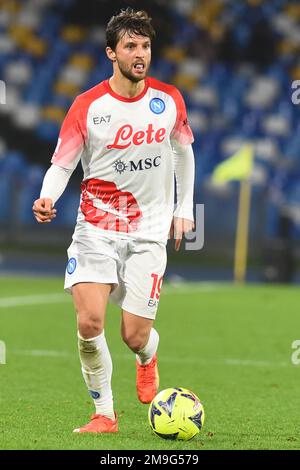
[113,32,151,83]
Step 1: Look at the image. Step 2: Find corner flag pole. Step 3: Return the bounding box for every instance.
[211,142,254,283]
[234,179,252,283]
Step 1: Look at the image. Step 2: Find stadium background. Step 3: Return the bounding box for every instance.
[0,0,300,282]
[1,0,300,452]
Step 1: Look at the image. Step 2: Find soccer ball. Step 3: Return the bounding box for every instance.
[148,387,205,441]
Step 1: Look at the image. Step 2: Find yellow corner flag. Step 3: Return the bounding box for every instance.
[211,143,255,283]
[212,143,254,184]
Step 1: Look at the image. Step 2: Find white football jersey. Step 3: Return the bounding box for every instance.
[51,77,194,243]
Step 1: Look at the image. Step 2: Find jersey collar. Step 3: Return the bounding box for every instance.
[104,78,149,102]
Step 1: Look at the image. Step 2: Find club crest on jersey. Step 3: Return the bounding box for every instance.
[149,98,165,114]
[66,257,77,274]
[89,390,101,399]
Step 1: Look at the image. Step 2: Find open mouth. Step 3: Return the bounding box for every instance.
[133,63,145,71]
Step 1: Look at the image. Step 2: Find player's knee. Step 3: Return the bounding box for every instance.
[77,313,103,339]
[122,330,147,352]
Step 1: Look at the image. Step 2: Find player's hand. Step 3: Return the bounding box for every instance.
[32,198,56,223]
[169,217,195,251]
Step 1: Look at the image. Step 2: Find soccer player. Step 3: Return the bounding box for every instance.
[32,8,195,433]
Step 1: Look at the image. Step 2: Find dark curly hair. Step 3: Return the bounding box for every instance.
[106,8,156,50]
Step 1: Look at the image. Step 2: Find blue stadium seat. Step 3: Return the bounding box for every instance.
[36,121,60,142]
[17,165,44,225]
[0,151,28,222]
[53,189,80,227]
[0,0,299,246]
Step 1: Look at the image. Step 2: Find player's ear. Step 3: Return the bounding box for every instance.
[106,47,116,62]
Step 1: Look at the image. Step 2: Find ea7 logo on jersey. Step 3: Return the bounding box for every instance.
[93,115,111,124]
[107,124,166,150]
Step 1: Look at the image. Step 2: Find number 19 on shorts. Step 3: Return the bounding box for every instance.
[148,273,163,308]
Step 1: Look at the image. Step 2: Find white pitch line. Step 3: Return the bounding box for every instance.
[0,284,225,309]
[163,282,227,293]
[0,293,71,308]
[9,349,290,368]
[12,349,73,358]
[159,356,288,368]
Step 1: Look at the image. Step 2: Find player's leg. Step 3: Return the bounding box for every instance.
[113,241,166,403]
[72,282,118,432]
[64,237,119,432]
[73,281,110,338]
[121,310,160,403]
[121,310,158,361]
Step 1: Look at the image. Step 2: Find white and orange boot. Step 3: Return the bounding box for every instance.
[136,353,159,404]
[73,413,118,433]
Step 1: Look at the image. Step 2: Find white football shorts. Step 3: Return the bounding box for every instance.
[64,236,167,319]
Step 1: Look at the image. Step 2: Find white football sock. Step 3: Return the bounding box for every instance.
[78,331,115,420]
[136,328,159,365]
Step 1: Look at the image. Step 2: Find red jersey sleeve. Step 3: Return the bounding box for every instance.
[51,96,87,170]
[170,88,194,146]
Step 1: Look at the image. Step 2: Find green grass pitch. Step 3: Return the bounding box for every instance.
[0,276,299,450]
